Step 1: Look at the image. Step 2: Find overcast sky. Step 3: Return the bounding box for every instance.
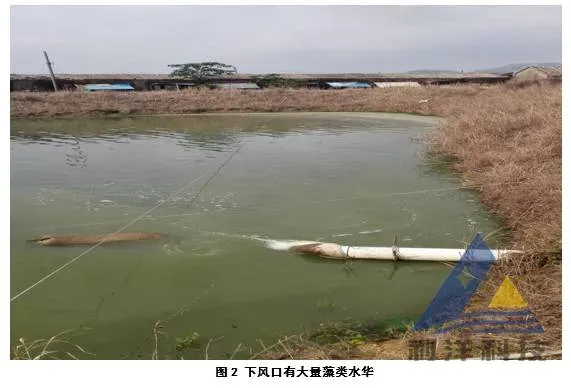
[10,5,562,74]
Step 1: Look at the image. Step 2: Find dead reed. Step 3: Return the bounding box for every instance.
[11,84,480,118]
[11,329,93,360]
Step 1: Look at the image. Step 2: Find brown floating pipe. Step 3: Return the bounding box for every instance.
[29,232,164,247]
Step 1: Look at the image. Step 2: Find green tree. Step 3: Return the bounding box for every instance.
[167,62,237,80]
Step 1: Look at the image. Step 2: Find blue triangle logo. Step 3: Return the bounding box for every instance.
[414,233,496,331]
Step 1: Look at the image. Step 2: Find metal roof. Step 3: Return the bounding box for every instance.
[84,83,135,91]
[326,82,371,89]
[514,66,562,77]
[213,83,261,89]
[374,81,421,88]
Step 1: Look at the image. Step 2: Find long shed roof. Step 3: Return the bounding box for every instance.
[84,83,135,91]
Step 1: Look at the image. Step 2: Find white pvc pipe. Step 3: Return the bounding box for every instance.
[264,239,522,262]
[342,246,519,262]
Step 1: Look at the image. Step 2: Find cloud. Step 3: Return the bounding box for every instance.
[10,5,562,73]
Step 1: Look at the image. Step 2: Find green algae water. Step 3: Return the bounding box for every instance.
[10,113,502,359]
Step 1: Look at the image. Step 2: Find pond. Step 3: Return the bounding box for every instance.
[10,112,501,359]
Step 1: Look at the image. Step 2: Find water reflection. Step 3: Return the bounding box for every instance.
[65,137,88,168]
[10,130,241,153]
[175,132,239,152]
[11,113,431,148]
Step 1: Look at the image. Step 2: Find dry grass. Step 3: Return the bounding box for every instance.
[10,81,562,359]
[11,84,481,118]
[428,82,562,254]
[11,329,94,360]
[436,82,561,348]
[423,82,562,357]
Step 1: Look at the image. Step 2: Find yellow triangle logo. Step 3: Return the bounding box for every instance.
[488,276,528,309]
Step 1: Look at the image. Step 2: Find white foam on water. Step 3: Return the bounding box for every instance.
[162,243,184,256]
[358,229,383,235]
[196,231,321,252]
[262,239,321,251]
[201,231,265,241]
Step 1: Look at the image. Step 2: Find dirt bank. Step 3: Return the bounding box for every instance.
[10,85,488,118]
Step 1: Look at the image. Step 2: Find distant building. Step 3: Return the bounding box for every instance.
[211,83,261,90]
[9,72,512,92]
[512,66,562,83]
[82,83,135,92]
[324,82,371,89]
[374,81,421,88]
[150,82,195,90]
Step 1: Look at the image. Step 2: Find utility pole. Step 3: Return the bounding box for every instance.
[43,51,58,91]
